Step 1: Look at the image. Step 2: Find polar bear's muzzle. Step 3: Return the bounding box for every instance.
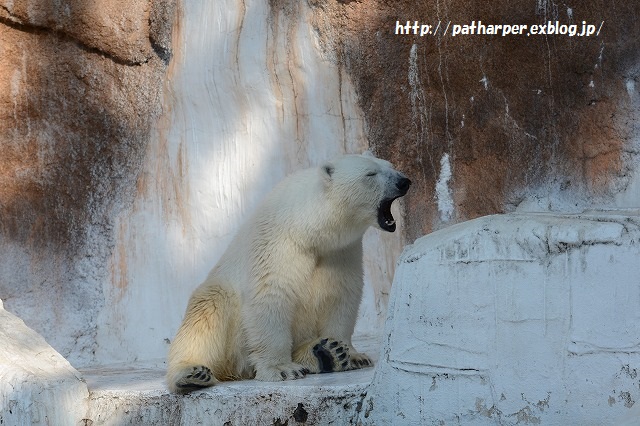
[378,176,411,232]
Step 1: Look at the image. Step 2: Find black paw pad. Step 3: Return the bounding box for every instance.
[313,343,335,373]
[185,366,212,382]
[313,338,350,373]
[176,366,213,392]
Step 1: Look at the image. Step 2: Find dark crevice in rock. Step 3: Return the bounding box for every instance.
[149,0,177,66]
[0,7,152,67]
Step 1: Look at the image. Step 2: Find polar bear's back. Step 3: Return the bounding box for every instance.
[204,167,327,292]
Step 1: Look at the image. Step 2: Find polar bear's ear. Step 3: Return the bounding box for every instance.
[322,162,334,182]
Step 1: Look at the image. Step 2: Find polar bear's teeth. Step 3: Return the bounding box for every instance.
[385,219,396,226]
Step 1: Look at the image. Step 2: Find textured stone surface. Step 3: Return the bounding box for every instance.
[0,0,176,365]
[81,338,376,425]
[0,0,172,64]
[0,299,89,425]
[310,0,640,238]
[362,212,640,424]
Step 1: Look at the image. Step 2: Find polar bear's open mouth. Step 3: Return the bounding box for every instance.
[378,197,399,232]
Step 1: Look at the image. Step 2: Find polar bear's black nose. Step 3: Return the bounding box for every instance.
[396,177,411,193]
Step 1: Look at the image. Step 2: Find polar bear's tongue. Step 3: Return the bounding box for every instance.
[378,198,397,232]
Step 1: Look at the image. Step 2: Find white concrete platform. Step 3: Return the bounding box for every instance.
[363,211,640,425]
[0,300,89,425]
[80,337,379,425]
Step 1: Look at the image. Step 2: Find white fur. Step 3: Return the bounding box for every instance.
[166,154,409,393]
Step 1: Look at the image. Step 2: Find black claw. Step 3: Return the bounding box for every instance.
[281,371,287,379]
[302,368,310,374]
[341,361,349,368]
[330,341,339,348]
[336,347,344,354]
[320,338,329,345]
[338,353,347,361]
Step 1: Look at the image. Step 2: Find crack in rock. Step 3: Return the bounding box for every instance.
[0,5,155,66]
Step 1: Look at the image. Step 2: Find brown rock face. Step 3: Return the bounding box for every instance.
[0,0,174,64]
[311,0,640,239]
[0,0,176,361]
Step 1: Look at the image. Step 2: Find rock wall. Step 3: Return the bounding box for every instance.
[310,0,640,237]
[0,0,176,364]
[1,0,639,372]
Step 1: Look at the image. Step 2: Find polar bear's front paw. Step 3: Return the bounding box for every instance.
[313,338,351,372]
[349,351,373,370]
[174,365,216,393]
[254,363,309,382]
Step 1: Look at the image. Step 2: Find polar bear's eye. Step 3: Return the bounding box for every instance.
[366,171,377,177]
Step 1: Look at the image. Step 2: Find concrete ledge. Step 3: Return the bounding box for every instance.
[82,367,372,425]
[1,296,377,425]
[81,337,379,425]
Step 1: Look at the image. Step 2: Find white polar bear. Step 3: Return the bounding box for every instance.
[166,154,410,393]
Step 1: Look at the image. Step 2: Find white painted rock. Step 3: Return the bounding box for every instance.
[360,212,640,425]
[0,299,89,425]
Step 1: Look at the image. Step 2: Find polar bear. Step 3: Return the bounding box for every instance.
[167,154,410,393]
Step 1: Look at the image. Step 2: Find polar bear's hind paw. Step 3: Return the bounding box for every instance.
[313,338,350,372]
[175,366,215,393]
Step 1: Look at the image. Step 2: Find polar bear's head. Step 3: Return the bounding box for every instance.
[322,154,411,233]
